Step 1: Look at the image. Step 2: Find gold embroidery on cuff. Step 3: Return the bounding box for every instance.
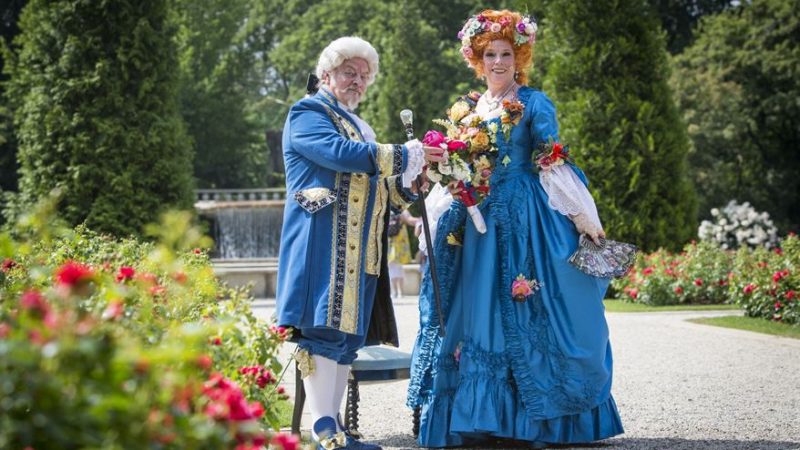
[376,143,397,176]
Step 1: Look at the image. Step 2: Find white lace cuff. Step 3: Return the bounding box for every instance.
[539,165,602,230]
[402,139,425,188]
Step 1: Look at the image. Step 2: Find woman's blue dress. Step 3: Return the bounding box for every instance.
[407,87,624,447]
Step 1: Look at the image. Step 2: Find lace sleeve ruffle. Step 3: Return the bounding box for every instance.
[539,165,602,229]
[402,140,425,188]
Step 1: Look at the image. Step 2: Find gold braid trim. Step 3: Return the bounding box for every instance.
[295,349,315,378]
[376,143,402,177]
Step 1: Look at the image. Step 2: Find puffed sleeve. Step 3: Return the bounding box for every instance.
[529,91,603,229]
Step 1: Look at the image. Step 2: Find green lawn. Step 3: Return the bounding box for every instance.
[689,315,800,339]
[603,299,740,313]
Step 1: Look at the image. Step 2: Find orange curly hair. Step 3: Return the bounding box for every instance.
[460,9,534,86]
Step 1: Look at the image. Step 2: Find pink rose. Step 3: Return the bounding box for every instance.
[102,300,125,321]
[460,46,473,58]
[423,130,446,147]
[512,278,534,300]
[490,23,502,33]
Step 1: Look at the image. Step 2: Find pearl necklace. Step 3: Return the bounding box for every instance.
[483,82,518,110]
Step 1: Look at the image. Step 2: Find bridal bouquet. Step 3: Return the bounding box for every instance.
[423,92,521,234]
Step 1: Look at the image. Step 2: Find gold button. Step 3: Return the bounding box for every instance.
[353,197,359,203]
[349,244,355,250]
[348,269,354,274]
[351,220,358,226]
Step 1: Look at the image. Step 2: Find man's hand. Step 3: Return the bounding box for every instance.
[446,180,463,196]
[423,145,448,163]
[411,174,430,194]
[572,213,606,245]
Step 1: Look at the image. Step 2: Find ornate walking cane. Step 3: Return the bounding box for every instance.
[400,109,445,337]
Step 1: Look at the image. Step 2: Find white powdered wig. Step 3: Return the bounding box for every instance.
[316,36,379,85]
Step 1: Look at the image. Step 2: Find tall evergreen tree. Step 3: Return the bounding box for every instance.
[173,0,272,189]
[671,0,800,232]
[541,0,697,251]
[0,0,26,225]
[5,0,193,236]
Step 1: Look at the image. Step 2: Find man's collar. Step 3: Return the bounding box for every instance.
[317,88,356,113]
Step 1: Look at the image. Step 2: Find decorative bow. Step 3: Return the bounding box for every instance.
[319,431,347,450]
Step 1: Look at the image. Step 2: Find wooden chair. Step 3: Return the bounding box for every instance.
[291,345,419,436]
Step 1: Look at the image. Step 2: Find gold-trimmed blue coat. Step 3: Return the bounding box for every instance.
[276,90,415,336]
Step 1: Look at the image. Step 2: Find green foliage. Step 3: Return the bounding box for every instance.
[0,198,294,449]
[173,0,272,189]
[612,234,799,325]
[613,241,733,306]
[541,0,697,251]
[4,0,194,237]
[268,0,482,147]
[649,0,733,53]
[727,235,799,325]
[670,0,800,233]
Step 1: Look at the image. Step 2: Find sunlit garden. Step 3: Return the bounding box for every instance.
[0,0,798,448]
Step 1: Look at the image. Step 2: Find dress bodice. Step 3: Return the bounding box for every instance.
[489,87,559,186]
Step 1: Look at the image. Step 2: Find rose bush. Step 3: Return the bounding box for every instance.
[0,198,297,449]
[611,234,799,325]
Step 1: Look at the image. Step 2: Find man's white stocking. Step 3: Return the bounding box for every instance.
[333,363,351,431]
[303,354,339,440]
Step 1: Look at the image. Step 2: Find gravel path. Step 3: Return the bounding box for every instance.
[252,299,800,450]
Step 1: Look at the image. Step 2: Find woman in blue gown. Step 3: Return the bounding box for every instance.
[408,9,624,448]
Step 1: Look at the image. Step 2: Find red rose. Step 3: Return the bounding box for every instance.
[786,290,796,300]
[743,283,756,294]
[196,355,213,370]
[55,261,94,286]
[694,278,703,286]
[643,267,654,276]
[1,258,16,272]
[271,433,301,450]
[674,286,683,295]
[115,266,135,282]
[20,290,48,313]
[446,139,468,152]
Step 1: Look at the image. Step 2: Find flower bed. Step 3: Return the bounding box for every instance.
[611,235,799,325]
[0,203,298,449]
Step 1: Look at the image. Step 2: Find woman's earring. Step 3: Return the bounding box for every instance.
[514,70,519,80]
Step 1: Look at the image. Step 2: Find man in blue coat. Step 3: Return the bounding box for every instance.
[275,36,442,450]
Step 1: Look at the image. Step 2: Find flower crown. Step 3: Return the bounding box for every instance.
[457,13,538,59]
